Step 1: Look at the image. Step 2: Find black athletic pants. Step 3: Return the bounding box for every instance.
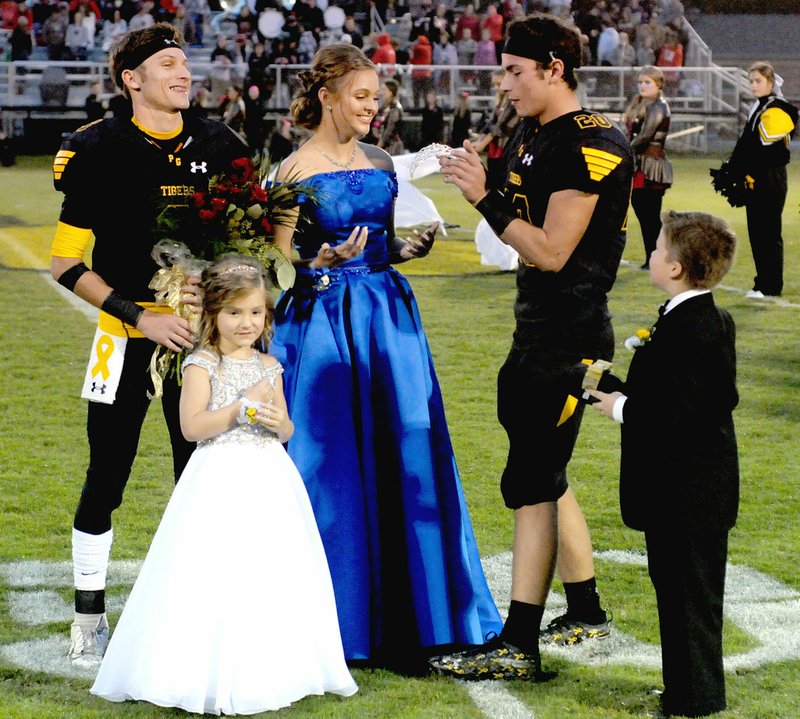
[73,338,195,535]
[631,188,665,266]
[745,165,787,296]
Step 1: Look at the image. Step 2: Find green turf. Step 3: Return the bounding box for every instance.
[0,154,798,718]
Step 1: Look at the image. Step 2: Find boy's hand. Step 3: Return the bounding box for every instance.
[587,390,623,419]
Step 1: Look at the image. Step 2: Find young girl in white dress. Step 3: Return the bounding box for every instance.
[90,254,357,715]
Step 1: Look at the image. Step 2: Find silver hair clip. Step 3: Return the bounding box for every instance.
[220,265,260,276]
[549,51,557,62]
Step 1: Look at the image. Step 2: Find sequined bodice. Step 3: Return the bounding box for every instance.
[183,349,283,448]
[293,169,398,267]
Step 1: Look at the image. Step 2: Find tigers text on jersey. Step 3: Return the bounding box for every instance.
[500,110,633,357]
[53,116,249,301]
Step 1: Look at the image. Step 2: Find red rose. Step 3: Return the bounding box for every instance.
[211,197,229,212]
[199,209,218,223]
[230,157,255,181]
[192,192,207,209]
[250,185,268,203]
[261,217,273,233]
[215,180,232,194]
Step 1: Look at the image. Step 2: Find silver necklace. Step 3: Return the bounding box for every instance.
[315,142,357,169]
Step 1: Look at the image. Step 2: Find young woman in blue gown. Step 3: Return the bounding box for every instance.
[271,44,501,673]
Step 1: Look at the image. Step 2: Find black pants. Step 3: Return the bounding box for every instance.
[73,339,195,535]
[745,165,787,296]
[631,188,665,265]
[645,529,729,718]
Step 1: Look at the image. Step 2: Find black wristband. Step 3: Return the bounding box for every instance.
[101,291,144,327]
[56,262,91,291]
[475,190,516,238]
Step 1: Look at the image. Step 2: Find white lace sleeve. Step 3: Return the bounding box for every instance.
[182,349,220,376]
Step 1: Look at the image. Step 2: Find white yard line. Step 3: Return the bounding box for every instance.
[463,681,538,719]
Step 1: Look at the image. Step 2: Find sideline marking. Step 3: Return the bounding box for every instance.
[2,554,798,705]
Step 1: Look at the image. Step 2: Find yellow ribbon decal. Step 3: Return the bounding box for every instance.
[556,359,594,427]
[90,334,115,381]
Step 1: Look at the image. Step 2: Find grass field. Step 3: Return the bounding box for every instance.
[0,154,798,719]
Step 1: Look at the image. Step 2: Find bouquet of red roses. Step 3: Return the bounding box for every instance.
[147,156,314,397]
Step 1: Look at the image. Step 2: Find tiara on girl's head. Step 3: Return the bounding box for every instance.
[220,265,261,276]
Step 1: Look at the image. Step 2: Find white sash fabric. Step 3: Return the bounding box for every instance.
[81,327,127,404]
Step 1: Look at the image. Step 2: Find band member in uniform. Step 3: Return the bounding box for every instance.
[431,14,632,679]
[50,23,249,667]
[729,61,798,298]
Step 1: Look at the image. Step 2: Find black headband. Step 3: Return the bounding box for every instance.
[116,36,182,87]
[502,33,557,65]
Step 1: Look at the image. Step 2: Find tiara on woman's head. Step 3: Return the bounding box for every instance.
[220,265,261,276]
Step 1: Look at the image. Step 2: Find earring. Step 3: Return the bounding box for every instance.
[327,105,332,111]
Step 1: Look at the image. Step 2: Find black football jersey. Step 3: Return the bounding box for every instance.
[499,110,633,357]
[54,116,249,300]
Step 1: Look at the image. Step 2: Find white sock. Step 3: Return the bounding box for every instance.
[72,528,113,591]
[72,611,105,629]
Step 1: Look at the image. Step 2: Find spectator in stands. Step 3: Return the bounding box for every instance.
[65,8,92,59]
[234,3,257,56]
[409,34,433,109]
[450,90,471,148]
[210,36,236,99]
[102,8,128,51]
[420,89,444,146]
[187,85,209,118]
[183,0,208,44]
[456,26,477,85]
[634,11,665,60]
[455,2,479,41]
[656,28,683,96]
[69,0,101,22]
[410,0,433,42]
[128,1,155,32]
[43,2,70,60]
[636,34,655,67]
[246,41,269,93]
[243,84,266,156]
[268,118,293,163]
[611,31,635,68]
[297,23,318,63]
[433,30,457,93]
[342,15,362,48]
[596,14,619,66]
[221,84,246,134]
[474,27,496,96]
[623,65,672,268]
[156,0,177,21]
[108,84,132,119]
[427,2,453,45]
[482,3,503,62]
[85,81,106,121]
[295,0,325,39]
[171,4,197,45]
[10,14,33,60]
[371,31,396,76]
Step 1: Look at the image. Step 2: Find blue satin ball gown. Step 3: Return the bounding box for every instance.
[272,167,501,667]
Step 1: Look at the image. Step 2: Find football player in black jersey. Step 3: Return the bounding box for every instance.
[50,23,249,667]
[431,14,633,680]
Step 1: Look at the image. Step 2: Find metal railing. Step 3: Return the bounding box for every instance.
[0,61,746,151]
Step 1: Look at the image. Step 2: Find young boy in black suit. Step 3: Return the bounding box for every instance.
[589,210,739,718]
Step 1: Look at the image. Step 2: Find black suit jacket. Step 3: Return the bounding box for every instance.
[617,293,740,533]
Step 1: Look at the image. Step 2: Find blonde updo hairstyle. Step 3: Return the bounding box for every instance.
[196,254,274,353]
[290,44,376,130]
